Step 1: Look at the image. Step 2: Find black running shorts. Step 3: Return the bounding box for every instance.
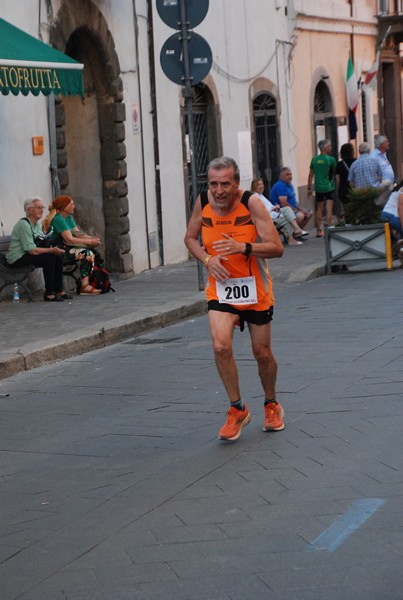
[208,300,273,332]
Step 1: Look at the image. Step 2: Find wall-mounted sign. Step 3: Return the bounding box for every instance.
[131,103,140,133]
[32,136,44,155]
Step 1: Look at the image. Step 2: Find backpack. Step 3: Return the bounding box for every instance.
[89,265,115,293]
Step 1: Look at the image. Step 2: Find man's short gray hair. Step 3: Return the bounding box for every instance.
[24,197,42,215]
[374,135,387,149]
[207,156,240,183]
[358,142,371,155]
[318,139,331,151]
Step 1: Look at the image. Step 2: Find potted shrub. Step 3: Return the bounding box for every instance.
[345,187,382,225]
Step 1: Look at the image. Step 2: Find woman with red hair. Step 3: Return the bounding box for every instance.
[43,195,102,295]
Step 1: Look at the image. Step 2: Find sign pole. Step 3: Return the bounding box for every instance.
[179,0,205,291]
[157,0,211,291]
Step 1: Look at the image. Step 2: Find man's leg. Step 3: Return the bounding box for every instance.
[297,210,313,229]
[296,212,306,228]
[248,322,277,399]
[208,309,240,402]
[316,200,324,236]
[315,200,323,229]
[249,322,284,432]
[280,207,304,237]
[11,253,56,296]
[209,310,251,441]
[325,199,334,227]
[53,254,64,294]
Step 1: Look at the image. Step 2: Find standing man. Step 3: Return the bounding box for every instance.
[371,135,395,185]
[348,142,383,189]
[270,167,312,232]
[184,156,284,441]
[307,139,337,237]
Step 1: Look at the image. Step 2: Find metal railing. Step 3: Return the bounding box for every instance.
[377,0,403,15]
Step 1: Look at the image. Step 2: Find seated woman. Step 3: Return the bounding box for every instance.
[250,178,309,245]
[6,198,69,302]
[381,181,403,264]
[381,181,403,237]
[43,195,102,295]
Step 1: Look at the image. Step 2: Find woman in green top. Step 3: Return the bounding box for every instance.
[43,195,102,295]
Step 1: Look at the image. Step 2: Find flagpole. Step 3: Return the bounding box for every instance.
[377,25,391,52]
[374,26,391,143]
[348,0,355,150]
[346,54,359,141]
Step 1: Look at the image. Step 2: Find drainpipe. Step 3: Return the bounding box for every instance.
[349,0,354,64]
[146,1,164,265]
[47,100,61,197]
[132,0,156,269]
[38,0,61,198]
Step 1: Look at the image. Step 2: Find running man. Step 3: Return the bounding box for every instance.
[184,156,285,441]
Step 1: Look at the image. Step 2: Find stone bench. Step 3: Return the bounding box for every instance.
[0,236,81,300]
[0,235,35,301]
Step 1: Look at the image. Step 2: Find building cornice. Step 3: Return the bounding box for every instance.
[292,14,378,37]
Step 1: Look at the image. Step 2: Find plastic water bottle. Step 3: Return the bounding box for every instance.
[12,283,20,303]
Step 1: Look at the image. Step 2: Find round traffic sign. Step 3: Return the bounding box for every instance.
[157,0,209,30]
[160,32,212,86]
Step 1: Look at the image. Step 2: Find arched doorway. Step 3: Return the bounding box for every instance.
[380,56,402,178]
[376,24,403,181]
[184,84,220,213]
[64,31,105,245]
[50,1,132,273]
[313,80,337,156]
[253,93,279,194]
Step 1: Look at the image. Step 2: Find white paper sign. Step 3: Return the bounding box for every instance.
[237,131,253,182]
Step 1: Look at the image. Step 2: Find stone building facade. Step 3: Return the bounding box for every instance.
[0,0,400,285]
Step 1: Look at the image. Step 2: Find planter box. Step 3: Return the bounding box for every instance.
[324,223,393,274]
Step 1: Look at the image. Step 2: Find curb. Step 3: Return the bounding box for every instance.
[287,262,327,283]
[0,260,327,380]
[0,299,207,380]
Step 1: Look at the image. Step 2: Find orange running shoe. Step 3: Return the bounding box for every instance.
[218,404,251,441]
[263,402,285,432]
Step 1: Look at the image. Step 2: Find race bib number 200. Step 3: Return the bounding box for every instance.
[216,276,257,305]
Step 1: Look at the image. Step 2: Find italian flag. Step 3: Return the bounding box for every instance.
[346,54,359,112]
[363,49,380,91]
[346,55,359,139]
[362,26,390,94]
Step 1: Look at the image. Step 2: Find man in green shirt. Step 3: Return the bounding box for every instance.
[307,139,336,237]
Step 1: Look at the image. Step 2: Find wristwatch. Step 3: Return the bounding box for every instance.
[243,242,252,256]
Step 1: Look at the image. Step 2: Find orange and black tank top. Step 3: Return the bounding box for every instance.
[201,190,274,311]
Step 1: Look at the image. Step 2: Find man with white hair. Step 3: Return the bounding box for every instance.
[348,142,383,189]
[371,135,395,184]
[6,198,67,301]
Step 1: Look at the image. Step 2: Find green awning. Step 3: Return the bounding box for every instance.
[0,18,84,96]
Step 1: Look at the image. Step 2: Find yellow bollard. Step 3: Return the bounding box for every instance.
[384,222,393,270]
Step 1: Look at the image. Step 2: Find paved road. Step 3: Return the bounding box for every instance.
[0,267,402,599]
